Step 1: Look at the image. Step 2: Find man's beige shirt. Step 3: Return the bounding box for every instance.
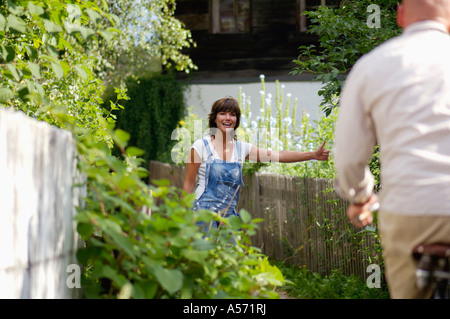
[335,20,450,216]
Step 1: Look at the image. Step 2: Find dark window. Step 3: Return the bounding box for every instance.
[212,0,250,33]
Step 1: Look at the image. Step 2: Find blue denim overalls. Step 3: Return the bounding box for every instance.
[193,138,245,229]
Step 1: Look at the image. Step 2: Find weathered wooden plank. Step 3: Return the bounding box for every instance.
[0,108,84,299]
[174,0,319,80]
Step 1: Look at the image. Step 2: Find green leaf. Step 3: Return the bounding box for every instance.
[27,2,45,16]
[7,1,25,15]
[94,264,128,287]
[86,8,102,25]
[59,60,71,75]
[66,4,81,21]
[44,19,63,33]
[98,218,138,259]
[46,44,59,58]
[0,14,6,31]
[114,129,130,146]
[76,246,104,265]
[239,209,252,223]
[147,262,183,295]
[77,223,95,239]
[191,238,215,251]
[51,62,64,79]
[17,84,30,101]
[116,175,136,191]
[7,14,27,33]
[0,88,15,101]
[25,45,38,60]
[142,256,183,294]
[181,249,209,264]
[227,215,242,230]
[79,26,95,39]
[151,179,170,187]
[26,81,44,96]
[6,64,21,81]
[27,61,42,79]
[132,281,158,299]
[57,37,74,52]
[74,65,87,79]
[1,45,15,62]
[126,146,145,157]
[64,23,96,39]
[107,13,120,27]
[252,258,285,287]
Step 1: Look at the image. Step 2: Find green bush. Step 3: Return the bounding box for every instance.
[292,0,400,116]
[104,73,187,167]
[274,260,389,299]
[77,177,286,299]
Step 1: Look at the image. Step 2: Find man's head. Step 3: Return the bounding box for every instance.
[397,0,450,30]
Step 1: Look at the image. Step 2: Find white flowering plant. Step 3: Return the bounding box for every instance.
[237,75,336,179]
[173,75,336,180]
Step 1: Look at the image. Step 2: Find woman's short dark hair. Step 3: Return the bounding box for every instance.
[208,97,241,131]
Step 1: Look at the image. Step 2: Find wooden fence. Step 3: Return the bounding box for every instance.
[149,160,381,281]
[0,108,84,298]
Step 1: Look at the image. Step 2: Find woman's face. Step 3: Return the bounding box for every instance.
[214,111,237,135]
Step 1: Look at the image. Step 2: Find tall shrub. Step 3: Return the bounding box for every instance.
[292,0,400,116]
[104,74,187,166]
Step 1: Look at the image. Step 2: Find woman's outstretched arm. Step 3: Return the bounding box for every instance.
[246,139,329,163]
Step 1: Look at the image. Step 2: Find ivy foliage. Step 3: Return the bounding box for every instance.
[104,73,187,167]
[1,0,285,299]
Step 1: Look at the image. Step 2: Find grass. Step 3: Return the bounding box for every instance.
[273,260,390,299]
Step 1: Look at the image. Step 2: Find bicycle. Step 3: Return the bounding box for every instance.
[413,243,450,299]
[357,201,450,299]
[364,202,450,299]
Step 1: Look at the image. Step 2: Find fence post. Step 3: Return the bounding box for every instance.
[0,108,85,299]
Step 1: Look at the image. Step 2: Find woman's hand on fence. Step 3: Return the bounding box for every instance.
[313,139,330,161]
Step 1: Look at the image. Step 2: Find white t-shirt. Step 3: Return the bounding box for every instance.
[191,135,252,199]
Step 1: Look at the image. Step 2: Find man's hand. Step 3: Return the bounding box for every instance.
[347,194,379,228]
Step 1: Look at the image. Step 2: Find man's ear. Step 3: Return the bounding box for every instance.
[396,4,405,28]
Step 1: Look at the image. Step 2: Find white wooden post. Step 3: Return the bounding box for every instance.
[0,108,85,299]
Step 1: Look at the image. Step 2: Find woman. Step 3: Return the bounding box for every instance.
[183,97,329,229]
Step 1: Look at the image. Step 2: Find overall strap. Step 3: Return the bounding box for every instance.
[202,138,213,188]
[235,140,245,187]
[202,138,214,158]
[235,140,242,162]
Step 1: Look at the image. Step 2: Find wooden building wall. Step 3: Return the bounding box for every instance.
[175,0,323,80]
